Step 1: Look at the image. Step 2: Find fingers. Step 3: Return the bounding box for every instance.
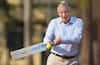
[53,37,61,45]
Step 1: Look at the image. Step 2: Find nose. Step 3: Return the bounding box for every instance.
[62,12,66,17]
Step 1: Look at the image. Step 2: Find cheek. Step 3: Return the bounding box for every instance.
[58,11,70,18]
[58,12,64,17]
[64,12,70,16]
[58,12,61,16]
[59,14,63,17]
[67,13,70,16]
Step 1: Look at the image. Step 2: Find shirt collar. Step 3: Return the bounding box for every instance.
[59,16,73,25]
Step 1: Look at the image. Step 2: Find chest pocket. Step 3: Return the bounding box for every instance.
[54,23,75,41]
[63,25,74,40]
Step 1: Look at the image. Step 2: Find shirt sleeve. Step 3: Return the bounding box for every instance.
[43,19,55,44]
[71,19,84,44]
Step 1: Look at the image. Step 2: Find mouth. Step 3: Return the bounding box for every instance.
[62,17,70,22]
[62,17,69,20]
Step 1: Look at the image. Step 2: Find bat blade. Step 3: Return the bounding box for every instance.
[11,43,47,60]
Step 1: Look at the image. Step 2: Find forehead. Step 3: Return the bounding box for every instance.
[57,5,69,11]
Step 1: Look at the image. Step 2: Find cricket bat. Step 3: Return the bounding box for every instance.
[11,42,52,60]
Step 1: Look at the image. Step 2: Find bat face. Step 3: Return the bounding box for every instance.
[32,43,46,52]
[11,47,33,59]
[11,43,47,60]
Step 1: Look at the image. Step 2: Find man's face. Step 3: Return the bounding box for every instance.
[57,5,70,23]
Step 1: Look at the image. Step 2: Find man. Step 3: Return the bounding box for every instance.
[43,1,84,65]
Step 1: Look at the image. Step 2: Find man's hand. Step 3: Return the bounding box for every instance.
[53,37,61,45]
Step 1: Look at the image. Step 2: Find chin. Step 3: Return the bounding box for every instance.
[62,19,67,22]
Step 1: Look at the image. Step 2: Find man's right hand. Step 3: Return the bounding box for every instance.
[53,37,61,45]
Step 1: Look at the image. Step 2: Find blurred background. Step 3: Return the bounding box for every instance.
[0,0,100,65]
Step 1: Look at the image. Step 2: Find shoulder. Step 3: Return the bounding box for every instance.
[49,17,60,24]
[71,16,84,25]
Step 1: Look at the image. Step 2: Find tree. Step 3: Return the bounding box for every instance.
[79,0,91,65]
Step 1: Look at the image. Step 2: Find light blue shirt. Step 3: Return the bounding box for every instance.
[43,16,84,56]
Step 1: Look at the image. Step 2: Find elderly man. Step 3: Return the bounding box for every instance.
[43,1,84,65]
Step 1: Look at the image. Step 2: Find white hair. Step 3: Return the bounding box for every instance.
[58,0,69,7]
[57,0,70,11]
